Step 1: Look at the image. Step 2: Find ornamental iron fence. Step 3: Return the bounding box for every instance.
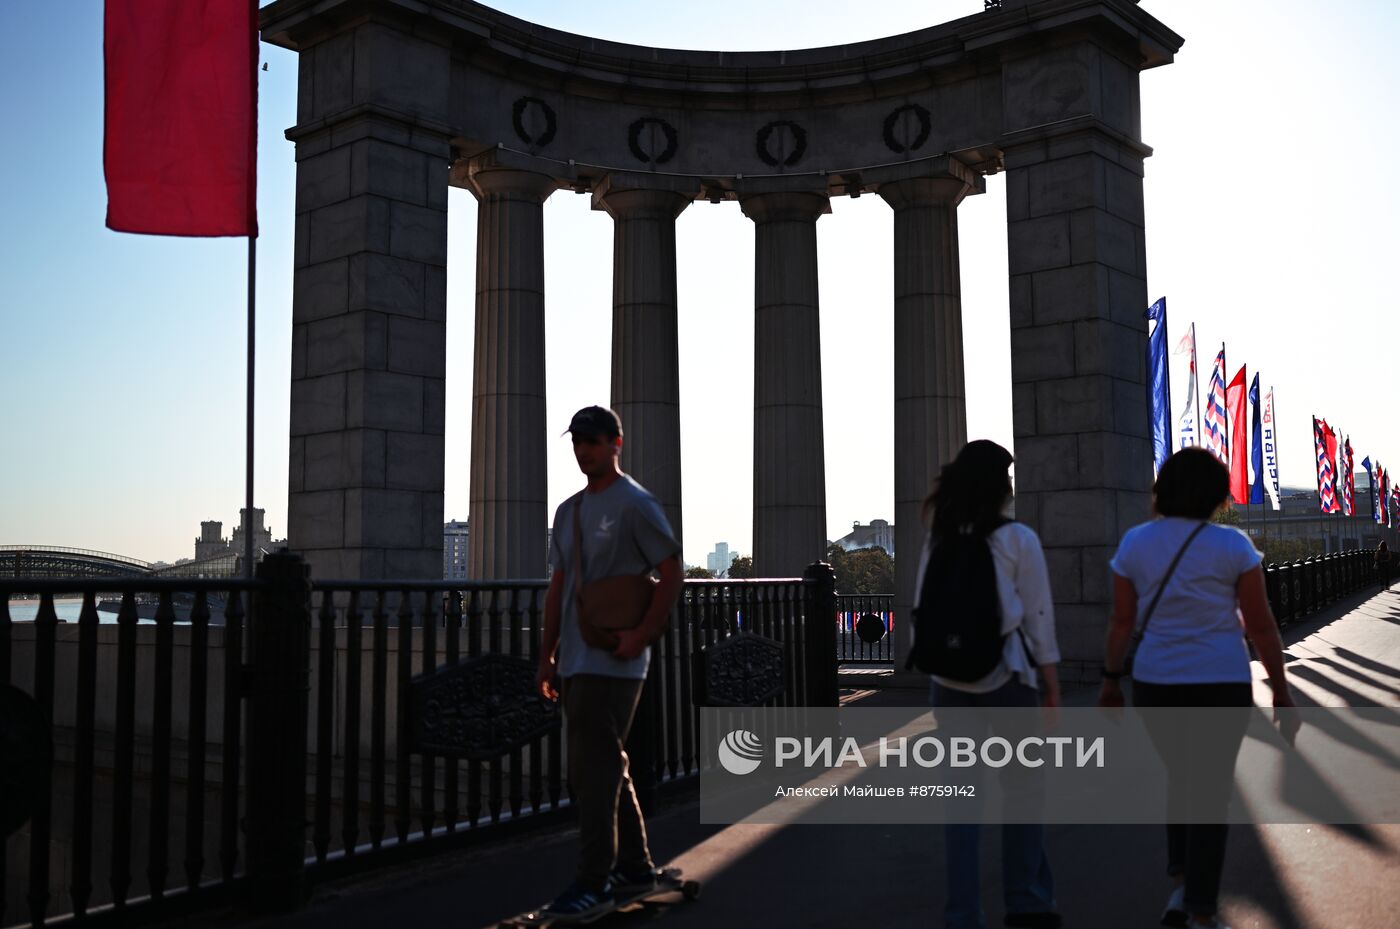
[0,558,838,928]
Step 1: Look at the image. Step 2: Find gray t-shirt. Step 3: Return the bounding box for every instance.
[549,474,681,680]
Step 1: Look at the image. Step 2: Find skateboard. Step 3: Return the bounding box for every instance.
[500,868,701,927]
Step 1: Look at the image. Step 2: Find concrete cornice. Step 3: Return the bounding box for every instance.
[261,0,1183,103]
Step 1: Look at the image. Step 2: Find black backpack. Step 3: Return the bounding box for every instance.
[906,520,1019,681]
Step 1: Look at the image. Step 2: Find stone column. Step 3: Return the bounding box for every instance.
[740,192,830,578]
[1004,131,1153,678]
[285,23,451,580]
[463,161,557,580]
[594,186,691,548]
[879,169,981,672]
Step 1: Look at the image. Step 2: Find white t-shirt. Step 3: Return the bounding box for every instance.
[1109,518,1262,685]
[912,522,1061,693]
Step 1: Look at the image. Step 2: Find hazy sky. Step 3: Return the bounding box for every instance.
[2,1,1397,567]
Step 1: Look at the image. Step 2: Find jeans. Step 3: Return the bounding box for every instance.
[1132,680,1253,917]
[561,674,654,891]
[931,678,1056,929]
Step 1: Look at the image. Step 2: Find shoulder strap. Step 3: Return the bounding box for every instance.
[571,493,585,607]
[1134,521,1208,644]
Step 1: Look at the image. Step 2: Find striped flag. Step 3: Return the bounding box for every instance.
[1338,436,1349,514]
[1324,424,1340,514]
[1203,345,1229,466]
[1315,417,1339,514]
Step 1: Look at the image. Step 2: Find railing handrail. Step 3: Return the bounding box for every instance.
[0,577,262,594]
[0,545,152,569]
[682,576,804,585]
[311,578,550,592]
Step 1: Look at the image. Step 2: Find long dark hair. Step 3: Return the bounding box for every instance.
[922,440,1015,540]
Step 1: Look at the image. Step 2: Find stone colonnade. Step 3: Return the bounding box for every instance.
[266,0,1179,674]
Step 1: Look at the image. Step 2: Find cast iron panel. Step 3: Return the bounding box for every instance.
[701,632,785,707]
[407,654,560,761]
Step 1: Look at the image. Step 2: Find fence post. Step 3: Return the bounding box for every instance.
[802,562,839,707]
[242,551,312,912]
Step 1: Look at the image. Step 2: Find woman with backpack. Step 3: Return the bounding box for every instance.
[913,440,1063,929]
[1099,447,1296,929]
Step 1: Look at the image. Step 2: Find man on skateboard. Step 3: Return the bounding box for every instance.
[535,406,684,920]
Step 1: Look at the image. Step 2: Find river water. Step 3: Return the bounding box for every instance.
[6,598,126,624]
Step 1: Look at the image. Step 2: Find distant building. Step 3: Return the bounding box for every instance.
[441,519,552,580]
[444,519,469,580]
[835,519,894,557]
[193,509,285,565]
[231,508,275,556]
[195,521,227,561]
[706,542,734,577]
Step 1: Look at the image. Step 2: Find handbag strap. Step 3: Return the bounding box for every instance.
[573,492,654,580]
[1134,521,1208,644]
[571,493,585,612]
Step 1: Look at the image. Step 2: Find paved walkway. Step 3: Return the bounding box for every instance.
[224,586,1400,929]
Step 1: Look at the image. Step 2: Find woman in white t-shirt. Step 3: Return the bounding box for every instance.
[917,440,1063,929]
[1100,447,1295,929]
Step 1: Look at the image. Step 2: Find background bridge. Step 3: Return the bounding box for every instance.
[0,546,243,580]
[0,546,151,579]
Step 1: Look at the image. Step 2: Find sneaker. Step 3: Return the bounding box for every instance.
[1004,913,1061,929]
[541,881,614,918]
[608,865,662,894]
[1161,886,1187,927]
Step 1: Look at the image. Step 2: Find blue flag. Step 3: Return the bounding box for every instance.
[1145,297,1171,473]
[1249,374,1264,504]
[1363,456,1379,523]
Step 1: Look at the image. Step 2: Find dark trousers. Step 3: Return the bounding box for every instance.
[1132,680,1253,917]
[561,674,653,891]
[931,679,1056,929]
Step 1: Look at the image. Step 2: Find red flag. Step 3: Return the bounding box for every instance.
[104,0,258,236]
[1225,365,1248,504]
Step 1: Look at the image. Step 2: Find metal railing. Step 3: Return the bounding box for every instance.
[1,558,839,927]
[0,578,257,928]
[835,593,894,664]
[1263,549,1378,627]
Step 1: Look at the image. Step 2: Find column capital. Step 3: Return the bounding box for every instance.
[592,185,691,222]
[739,191,830,224]
[455,155,558,202]
[877,169,982,211]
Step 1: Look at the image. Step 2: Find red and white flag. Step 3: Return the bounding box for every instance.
[1203,346,1229,466]
[104,0,258,236]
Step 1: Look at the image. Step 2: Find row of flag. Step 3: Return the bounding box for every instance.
[1146,299,1280,509]
[1148,299,1399,524]
[1314,419,1400,527]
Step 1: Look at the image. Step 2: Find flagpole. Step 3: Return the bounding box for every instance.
[1194,325,1202,444]
[245,235,256,580]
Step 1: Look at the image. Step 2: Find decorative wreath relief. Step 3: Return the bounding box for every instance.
[882,103,931,155]
[511,96,557,149]
[627,117,679,165]
[755,120,807,167]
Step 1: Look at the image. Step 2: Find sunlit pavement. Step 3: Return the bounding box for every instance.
[214,585,1400,929]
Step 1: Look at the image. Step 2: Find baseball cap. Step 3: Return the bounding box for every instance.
[565,406,623,440]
